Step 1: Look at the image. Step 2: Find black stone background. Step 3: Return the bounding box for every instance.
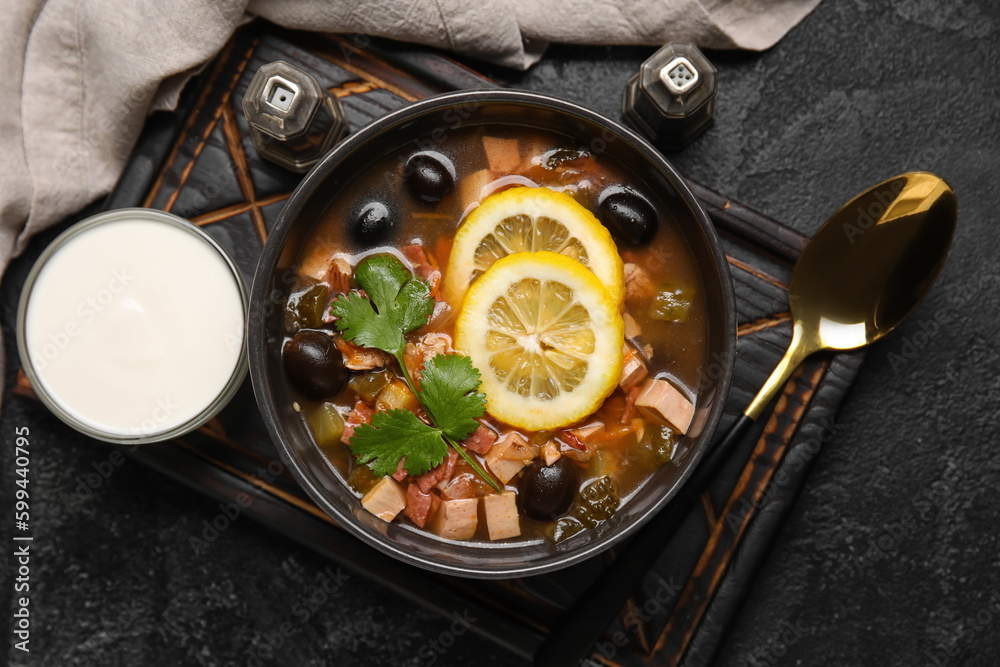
[2,1,999,665]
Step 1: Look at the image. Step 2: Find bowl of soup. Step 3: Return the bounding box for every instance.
[249,89,736,578]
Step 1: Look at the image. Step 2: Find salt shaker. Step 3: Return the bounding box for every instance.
[622,44,717,150]
[242,61,348,173]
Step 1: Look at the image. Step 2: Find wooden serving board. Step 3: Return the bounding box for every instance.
[14,22,864,667]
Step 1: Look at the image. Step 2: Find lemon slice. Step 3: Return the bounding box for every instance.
[455,251,624,431]
[445,187,625,307]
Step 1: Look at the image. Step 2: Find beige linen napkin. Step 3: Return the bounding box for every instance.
[0,0,821,400]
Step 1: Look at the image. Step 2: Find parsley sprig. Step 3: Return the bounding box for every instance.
[328,256,501,492]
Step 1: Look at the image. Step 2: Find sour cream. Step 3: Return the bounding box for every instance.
[17,209,247,442]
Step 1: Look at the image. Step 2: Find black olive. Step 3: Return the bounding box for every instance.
[518,458,579,521]
[403,151,456,204]
[283,330,347,399]
[350,201,396,246]
[597,187,658,246]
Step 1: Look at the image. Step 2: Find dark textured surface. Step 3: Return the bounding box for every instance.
[2,2,999,666]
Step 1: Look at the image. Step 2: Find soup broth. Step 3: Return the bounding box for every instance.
[281,124,708,544]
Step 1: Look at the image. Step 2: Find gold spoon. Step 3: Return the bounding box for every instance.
[535,171,958,667]
[746,170,958,420]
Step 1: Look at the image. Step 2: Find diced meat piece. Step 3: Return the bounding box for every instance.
[335,338,393,371]
[565,423,603,445]
[432,450,460,491]
[361,477,406,522]
[619,345,648,391]
[441,473,477,500]
[392,458,408,482]
[328,257,352,295]
[429,498,479,540]
[403,332,454,382]
[341,399,373,444]
[423,331,453,358]
[591,419,644,443]
[624,263,655,302]
[401,243,439,280]
[402,343,421,380]
[497,434,539,461]
[635,378,695,434]
[404,483,439,528]
[643,343,654,360]
[415,448,459,493]
[484,491,520,541]
[460,168,493,210]
[622,312,642,339]
[541,441,561,466]
[622,385,640,423]
[401,243,442,296]
[401,242,431,274]
[354,400,374,422]
[297,238,338,282]
[462,424,496,455]
[299,257,330,283]
[482,136,521,172]
[414,473,436,494]
[559,430,587,452]
[485,433,534,484]
[560,446,593,464]
[485,455,525,485]
[420,332,453,360]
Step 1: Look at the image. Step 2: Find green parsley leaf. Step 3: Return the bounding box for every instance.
[355,256,410,314]
[418,354,486,441]
[326,291,402,353]
[349,409,449,477]
[328,256,434,356]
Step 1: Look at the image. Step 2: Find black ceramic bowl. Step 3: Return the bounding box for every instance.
[249,90,736,578]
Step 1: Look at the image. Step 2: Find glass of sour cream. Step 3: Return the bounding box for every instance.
[16,208,248,444]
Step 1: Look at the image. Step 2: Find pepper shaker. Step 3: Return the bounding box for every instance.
[622,44,717,151]
[242,61,349,173]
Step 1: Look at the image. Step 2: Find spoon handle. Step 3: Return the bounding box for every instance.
[533,413,755,667]
[746,321,809,419]
[535,330,816,667]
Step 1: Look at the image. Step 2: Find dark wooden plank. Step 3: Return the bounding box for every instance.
[13,20,865,666]
[123,438,543,660]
